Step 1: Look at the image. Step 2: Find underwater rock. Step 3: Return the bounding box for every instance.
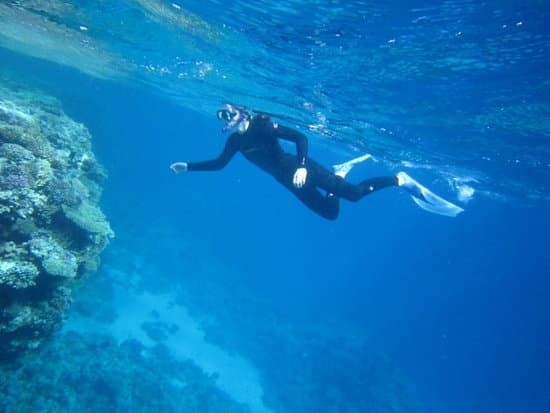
[0,82,114,360]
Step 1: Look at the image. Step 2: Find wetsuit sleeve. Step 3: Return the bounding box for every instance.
[187,134,240,171]
[273,125,308,166]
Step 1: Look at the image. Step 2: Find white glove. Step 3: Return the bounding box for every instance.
[293,167,308,188]
[170,162,188,173]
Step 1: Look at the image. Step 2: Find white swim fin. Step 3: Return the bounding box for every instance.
[396,172,464,217]
[333,153,372,178]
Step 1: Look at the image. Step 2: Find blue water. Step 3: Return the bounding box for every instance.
[1,1,549,412]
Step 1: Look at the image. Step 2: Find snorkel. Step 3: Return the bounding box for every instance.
[217,103,251,133]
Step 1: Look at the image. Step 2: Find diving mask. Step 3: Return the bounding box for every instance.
[217,104,251,133]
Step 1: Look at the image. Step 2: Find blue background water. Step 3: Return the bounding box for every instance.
[1,1,549,412]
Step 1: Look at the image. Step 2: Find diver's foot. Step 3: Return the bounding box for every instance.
[333,164,352,179]
[333,153,372,179]
[396,171,406,186]
[396,171,464,217]
[396,171,414,188]
[396,171,422,198]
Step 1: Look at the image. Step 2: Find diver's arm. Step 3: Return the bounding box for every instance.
[274,124,309,188]
[171,134,240,173]
[273,124,308,167]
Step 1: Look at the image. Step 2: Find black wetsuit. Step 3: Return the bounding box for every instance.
[188,115,397,220]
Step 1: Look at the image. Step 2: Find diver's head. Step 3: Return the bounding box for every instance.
[217,103,251,133]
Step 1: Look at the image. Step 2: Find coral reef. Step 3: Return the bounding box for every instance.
[0,332,250,413]
[79,234,419,413]
[0,83,113,360]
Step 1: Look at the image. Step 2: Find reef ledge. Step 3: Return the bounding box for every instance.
[0,82,113,360]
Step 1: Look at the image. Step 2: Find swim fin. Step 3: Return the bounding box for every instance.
[333,153,373,178]
[396,172,464,217]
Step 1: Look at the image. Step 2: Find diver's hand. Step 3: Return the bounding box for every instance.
[293,167,308,188]
[170,162,188,173]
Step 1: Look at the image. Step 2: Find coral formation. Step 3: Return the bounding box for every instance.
[0,332,249,413]
[0,82,113,360]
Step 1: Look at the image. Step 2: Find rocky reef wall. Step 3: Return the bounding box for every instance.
[0,83,113,360]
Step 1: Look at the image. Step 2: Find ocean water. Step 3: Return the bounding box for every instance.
[1,1,549,413]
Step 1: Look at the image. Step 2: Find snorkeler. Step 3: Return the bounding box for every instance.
[170,104,463,220]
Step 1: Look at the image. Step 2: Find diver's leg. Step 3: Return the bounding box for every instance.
[310,161,398,202]
[291,157,463,217]
[289,187,339,220]
[301,190,339,220]
[328,170,463,216]
[275,156,340,220]
[350,176,399,200]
